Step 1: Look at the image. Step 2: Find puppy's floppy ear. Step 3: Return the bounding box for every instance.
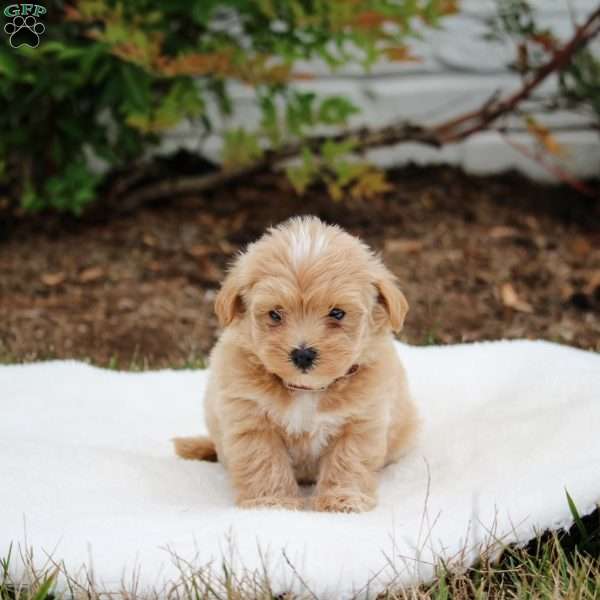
[214,263,246,327]
[373,267,409,333]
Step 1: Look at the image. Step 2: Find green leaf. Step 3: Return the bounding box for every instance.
[317,97,360,125]
[43,161,102,215]
[39,41,88,60]
[321,138,358,163]
[286,147,318,194]
[334,160,367,186]
[566,489,590,546]
[222,128,263,166]
[259,93,281,145]
[286,91,316,136]
[31,569,58,600]
[120,63,150,112]
[0,48,18,78]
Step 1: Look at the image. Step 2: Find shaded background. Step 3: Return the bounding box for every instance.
[1,0,599,367]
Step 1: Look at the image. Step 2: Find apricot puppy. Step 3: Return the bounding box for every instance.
[174,216,418,512]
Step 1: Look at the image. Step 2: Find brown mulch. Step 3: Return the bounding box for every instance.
[1,165,599,368]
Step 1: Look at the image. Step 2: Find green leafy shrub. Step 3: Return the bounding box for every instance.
[0,0,457,214]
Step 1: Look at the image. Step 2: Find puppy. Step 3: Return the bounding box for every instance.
[174,216,418,512]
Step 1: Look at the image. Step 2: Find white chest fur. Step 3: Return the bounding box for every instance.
[280,392,344,458]
[283,392,319,435]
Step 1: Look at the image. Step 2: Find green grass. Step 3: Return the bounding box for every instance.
[104,351,207,372]
[391,494,600,599]
[0,351,208,372]
[2,497,599,600]
[421,330,442,346]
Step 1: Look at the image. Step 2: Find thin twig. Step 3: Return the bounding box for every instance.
[281,549,319,600]
[499,131,597,197]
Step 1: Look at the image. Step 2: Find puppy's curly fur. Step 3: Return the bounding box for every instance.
[174,216,418,512]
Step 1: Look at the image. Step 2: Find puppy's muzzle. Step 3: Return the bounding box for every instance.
[290,345,318,372]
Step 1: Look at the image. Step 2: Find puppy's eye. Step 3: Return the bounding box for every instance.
[328,308,345,321]
[268,310,282,323]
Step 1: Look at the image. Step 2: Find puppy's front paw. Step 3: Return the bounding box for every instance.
[310,493,376,513]
[237,496,304,511]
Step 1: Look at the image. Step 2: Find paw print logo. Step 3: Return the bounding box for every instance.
[4,15,45,48]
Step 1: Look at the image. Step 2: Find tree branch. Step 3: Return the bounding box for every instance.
[498,130,596,197]
[117,6,600,211]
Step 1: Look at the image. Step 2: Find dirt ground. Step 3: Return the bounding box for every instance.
[1,165,599,368]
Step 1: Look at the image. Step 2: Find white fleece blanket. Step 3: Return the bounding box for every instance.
[1,341,599,598]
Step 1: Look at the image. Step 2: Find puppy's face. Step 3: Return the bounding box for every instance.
[247,267,370,391]
[215,217,408,391]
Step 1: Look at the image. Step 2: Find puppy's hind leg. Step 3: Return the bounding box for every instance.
[173,436,218,462]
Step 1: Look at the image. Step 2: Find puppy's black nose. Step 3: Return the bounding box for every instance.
[290,346,317,371]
